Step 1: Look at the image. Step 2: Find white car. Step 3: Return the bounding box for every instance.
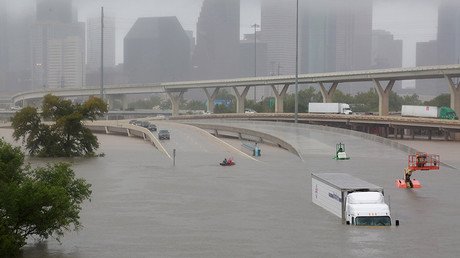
[244,108,257,114]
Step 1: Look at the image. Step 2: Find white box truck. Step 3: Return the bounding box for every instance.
[401,105,438,118]
[308,103,352,114]
[312,173,393,226]
[401,105,458,120]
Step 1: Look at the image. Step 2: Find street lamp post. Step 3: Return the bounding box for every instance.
[294,0,299,123]
[251,23,260,102]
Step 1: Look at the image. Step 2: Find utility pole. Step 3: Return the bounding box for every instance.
[100,6,104,100]
[294,0,299,124]
[251,23,260,102]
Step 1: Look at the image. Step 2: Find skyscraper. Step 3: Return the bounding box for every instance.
[193,0,240,80]
[0,0,7,92]
[261,0,296,76]
[372,30,403,69]
[87,16,116,73]
[437,0,460,65]
[372,30,403,92]
[36,0,74,23]
[334,0,372,72]
[31,0,85,89]
[415,40,445,97]
[302,0,336,73]
[124,17,191,84]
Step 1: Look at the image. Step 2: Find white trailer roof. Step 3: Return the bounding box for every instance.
[311,173,383,192]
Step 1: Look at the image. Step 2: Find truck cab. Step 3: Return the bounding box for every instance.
[340,104,353,115]
[345,192,391,226]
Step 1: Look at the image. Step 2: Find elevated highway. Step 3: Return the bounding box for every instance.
[170,113,460,140]
[10,64,460,117]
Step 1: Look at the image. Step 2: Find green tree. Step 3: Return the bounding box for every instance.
[128,95,163,109]
[0,139,91,257]
[424,93,450,107]
[11,94,107,157]
[284,87,323,112]
[353,89,379,112]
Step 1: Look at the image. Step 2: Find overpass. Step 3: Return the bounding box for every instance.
[10,65,460,117]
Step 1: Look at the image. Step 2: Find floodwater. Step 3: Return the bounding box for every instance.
[1,120,459,257]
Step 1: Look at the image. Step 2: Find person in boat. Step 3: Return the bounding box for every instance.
[404,168,414,188]
[416,153,426,167]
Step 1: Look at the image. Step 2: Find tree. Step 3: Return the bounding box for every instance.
[0,139,91,256]
[424,93,450,107]
[11,94,107,157]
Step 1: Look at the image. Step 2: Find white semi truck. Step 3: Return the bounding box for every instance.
[308,103,352,115]
[401,105,458,120]
[312,173,393,226]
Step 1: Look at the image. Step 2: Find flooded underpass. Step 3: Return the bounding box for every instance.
[1,120,459,257]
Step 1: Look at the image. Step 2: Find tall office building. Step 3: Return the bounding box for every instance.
[124,17,191,84]
[87,16,116,73]
[334,0,372,72]
[0,0,7,92]
[31,0,85,89]
[193,0,240,80]
[371,30,403,69]
[301,0,336,73]
[437,0,460,65]
[36,0,75,23]
[261,0,296,76]
[415,40,445,97]
[47,36,84,88]
[372,30,403,92]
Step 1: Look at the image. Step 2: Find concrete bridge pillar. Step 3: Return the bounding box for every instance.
[167,91,184,117]
[271,84,289,113]
[445,75,460,141]
[319,82,339,103]
[373,79,395,116]
[233,86,250,113]
[203,88,220,113]
[120,94,128,110]
[445,75,460,117]
[106,95,115,110]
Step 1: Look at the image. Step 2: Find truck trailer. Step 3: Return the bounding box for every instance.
[401,105,458,120]
[311,173,392,226]
[308,103,352,114]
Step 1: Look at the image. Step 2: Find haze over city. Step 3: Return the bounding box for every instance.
[0,0,456,97]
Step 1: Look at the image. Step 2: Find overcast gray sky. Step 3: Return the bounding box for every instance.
[6,0,439,68]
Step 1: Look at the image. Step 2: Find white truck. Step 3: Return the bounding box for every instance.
[312,173,393,226]
[308,103,352,115]
[401,105,458,120]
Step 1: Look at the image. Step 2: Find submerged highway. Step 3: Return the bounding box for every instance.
[1,120,459,257]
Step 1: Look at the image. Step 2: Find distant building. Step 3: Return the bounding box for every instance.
[372,30,403,93]
[334,0,372,72]
[240,33,268,100]
[87,16,116,73]
[46,36,84,88]
[124,17,191,84]
[31,22,85,89]
[261,0,296,76]
[36,0,75,23]
[415,40,445,97]
[193,0,240,80]
[31,0,85,89]
[0,0,7,92]
[301,0,336,74]
[437,0,460,65]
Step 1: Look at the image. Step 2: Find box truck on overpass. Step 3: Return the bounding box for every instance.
[312,173,394,226]
[401,105,458,120]
[308,103,352,115]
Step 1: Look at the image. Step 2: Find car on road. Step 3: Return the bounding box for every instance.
[244,108,257,114]
[148,124,157,132]
[158,129,170,140]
